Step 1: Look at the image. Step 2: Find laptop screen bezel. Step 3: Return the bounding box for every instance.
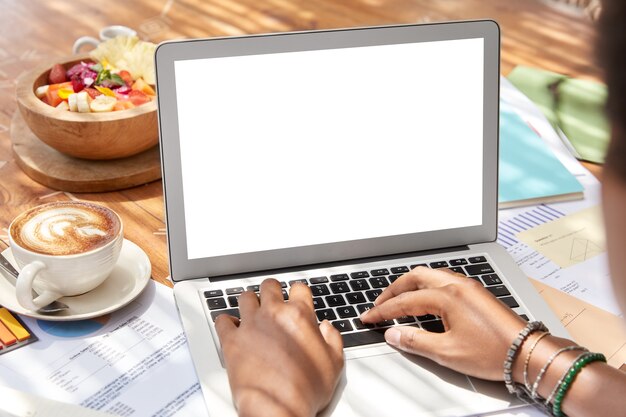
[155,20,500,281]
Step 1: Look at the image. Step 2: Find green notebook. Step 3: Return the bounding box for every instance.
[499,104,584,208]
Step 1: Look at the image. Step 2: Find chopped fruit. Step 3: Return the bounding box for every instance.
[71,77,84,93]
[56,101,69,111]
[128,90,150,106]
[113,100,136,111]
[131,78,156,96]
[49,64,67,84]
[83,87,102,99]
[73,91,91,113]
[45,88,63,107]
[35,85,49,98]
[95,86,116,97]
[57,88,74,100]
[89,36,157,84]
[90,95,117,112]
[118,70,133,86]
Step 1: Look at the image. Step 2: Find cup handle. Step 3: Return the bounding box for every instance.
[15,261,61,311]
[72,36,100,54]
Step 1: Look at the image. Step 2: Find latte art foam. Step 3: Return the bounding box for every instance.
[10,202,121,255]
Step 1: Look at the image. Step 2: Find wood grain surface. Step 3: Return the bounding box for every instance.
[0,0,604,290]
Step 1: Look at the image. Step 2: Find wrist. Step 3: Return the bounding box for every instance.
[237,388,316,417]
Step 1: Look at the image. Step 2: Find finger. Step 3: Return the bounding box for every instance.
[238,290,260,319]
[259,278,284,306]
[214,314,239,345]
[361,288,444,323]
[319,320,343,360]
[288,282,314,310]
[375,267,459,305]
[383,325,443,360]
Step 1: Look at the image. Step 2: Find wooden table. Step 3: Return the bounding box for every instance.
[0,0,602,287]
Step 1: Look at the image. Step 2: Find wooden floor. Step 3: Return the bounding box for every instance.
[0,0,602,284]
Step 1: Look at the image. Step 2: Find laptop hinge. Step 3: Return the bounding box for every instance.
[208,244,470,282]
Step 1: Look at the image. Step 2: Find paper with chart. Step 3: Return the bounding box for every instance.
[516,206,605,269]
[0,282,208,417]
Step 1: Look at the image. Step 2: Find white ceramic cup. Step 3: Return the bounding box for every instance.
[9,203,123,312]
[72,25,137,54]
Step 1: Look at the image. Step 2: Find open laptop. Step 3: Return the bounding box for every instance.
[155,21,568,417]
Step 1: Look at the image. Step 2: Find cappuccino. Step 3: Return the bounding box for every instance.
[10,202,121,256]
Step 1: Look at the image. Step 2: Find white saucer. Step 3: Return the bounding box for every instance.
[0,239,151,321]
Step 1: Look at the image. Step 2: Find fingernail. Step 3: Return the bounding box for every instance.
[385,328,401,347]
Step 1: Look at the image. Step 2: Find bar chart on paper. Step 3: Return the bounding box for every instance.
[497,204,565,249]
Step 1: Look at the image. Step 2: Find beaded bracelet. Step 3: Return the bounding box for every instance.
[549,352,606,417]
[530,345,588,398]
[523,331,550,391]
[503,321,548,395]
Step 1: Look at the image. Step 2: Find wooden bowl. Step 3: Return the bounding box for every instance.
[15,56,158,160]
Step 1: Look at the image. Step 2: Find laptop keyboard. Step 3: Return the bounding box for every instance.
[204,255,528,349]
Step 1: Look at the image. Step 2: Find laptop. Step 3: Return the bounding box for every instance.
[155,21,568,417]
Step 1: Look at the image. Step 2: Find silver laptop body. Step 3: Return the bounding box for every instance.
[155,21,568,417]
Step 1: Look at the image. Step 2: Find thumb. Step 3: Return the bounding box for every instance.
[319,320,344,362]
[384,325,442,360]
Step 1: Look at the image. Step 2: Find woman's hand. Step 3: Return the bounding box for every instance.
[360,266,526,380]
[215,279,344,417]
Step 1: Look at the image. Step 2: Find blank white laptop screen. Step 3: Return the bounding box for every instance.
[174,37,484,260]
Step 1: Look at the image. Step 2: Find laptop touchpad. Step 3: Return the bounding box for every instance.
[322,352,515,417]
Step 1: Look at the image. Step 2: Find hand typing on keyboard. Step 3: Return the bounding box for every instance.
[360,266,527,381]
[214,279,344,417]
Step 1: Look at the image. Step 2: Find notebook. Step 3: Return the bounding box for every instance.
[499,103,584,208]
[155,21,569,417]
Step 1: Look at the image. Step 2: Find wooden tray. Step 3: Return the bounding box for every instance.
[10,111,161,193]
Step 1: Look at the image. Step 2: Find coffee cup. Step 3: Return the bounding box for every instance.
[72,25,137,54]
[8,201,123,312]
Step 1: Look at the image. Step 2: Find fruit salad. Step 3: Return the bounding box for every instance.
[36,36,157,113]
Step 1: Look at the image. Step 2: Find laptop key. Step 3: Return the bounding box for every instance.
[410,263,428,269]
[351,271,370,279]
[499,296,520,308]
[316,309,337,321]
[313,297,326,310]
[342,329,387,348]
[280,281,287,288]
[390,266,410,274]
[369,277,389,288]
[227,295,239,307]
[311,284,331,296]
[207,298,227,310]
[421,320,445,333]
[353,318,374,330]
[430,261,449,269]
[388,274,401,283]
[330,274,349,282]
[282,290,289,300]
[346,292,366,304]
[309,276,329,284]
[289,279,308,286]
[416,314,437,321]
[396,315,416,324]
[487,285,511,297]
[520,314,530,321]
[370,268,389,276]
[210,308,240,322]
[226,287,244,295]
[468,276,483,285]
[449,266,466,275]
[325,295,346,307]
[356,303,375,314]
[465,263,494,276]
[482,273,502,286]
[449,258,468,266]
[330,282,350,294]
[350,279,370,291]
[337,306,358,318]
[375,319,395,328]
[204,289,223,298]
[246,285,261,292]
[468,256,487,264]
[332,320,354,333]
[365,289,383,301]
